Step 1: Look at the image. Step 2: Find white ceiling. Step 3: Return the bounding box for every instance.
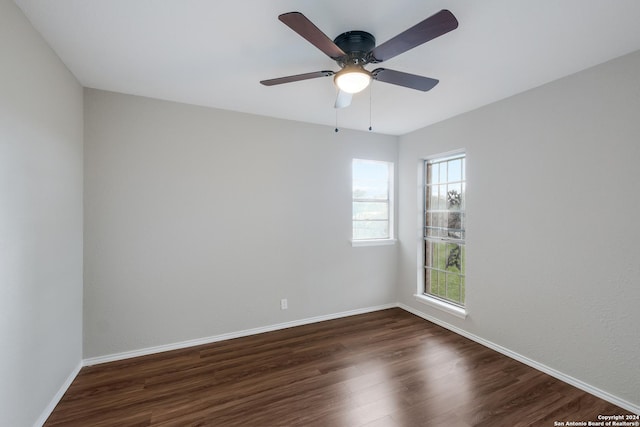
[14,0,640,135]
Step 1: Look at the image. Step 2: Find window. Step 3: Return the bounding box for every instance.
[424,154,466,307]
[352,159,394,242]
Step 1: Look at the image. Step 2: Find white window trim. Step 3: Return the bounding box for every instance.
[413,293,468,319]
[420,150,467,312]
[350,238,397,247]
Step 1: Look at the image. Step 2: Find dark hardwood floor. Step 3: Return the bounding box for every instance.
[45,308,632,426]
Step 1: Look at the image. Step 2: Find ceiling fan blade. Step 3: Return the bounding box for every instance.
[260,70,335,86]
[279,12,346,60]
[372,68,439,91]
[334,90,353,109]
[370,10,458,63]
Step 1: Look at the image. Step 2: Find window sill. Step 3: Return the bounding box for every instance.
[413,294,467,319]
[350,239,397,247]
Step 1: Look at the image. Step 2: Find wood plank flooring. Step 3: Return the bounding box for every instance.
[45,308,633,426]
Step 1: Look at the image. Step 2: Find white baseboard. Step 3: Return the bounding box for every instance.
[82,303,397,366]
[34,361,83,427]
[397,303,640,415]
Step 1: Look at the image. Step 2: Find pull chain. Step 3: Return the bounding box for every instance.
[335,108,339,132]
[368,83,373,131]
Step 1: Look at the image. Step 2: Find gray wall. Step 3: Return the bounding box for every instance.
[0,0,84,425]
[397,50,640,408]
[83,89,398,358]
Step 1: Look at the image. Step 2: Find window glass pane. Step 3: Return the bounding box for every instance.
[428,270,439,297]
[430,212,444,237]
[353,159,389,181]
[353,160,389,200]
[427,269,437,293]
[431,242,446,270]
[353,180,388,200]
[431,240,439,266]
[448,159,462,182]
[446,213,460,238]
[437,271,446,296]
[353,201,388,220]
[353,221,389,240]
[430,163,439,185]
[438,184,447,210]
[439,162,447,183]
[446,273,462,303]
[447,183,462,210]
[431,185,439,210]
[444,243,462,272]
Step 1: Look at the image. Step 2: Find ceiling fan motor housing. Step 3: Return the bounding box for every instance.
[333,31,376,66]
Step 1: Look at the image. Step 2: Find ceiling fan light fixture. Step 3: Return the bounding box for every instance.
[334,66,371,94]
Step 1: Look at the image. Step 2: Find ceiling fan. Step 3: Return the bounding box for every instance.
[260,10,459,109]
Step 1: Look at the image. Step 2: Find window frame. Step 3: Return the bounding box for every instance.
[415,152,467,318]
[351,158,396,246]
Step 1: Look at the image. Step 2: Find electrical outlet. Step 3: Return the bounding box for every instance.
[280,298,288,310]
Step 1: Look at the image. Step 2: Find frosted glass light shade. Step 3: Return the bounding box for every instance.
[334,67,371,94]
